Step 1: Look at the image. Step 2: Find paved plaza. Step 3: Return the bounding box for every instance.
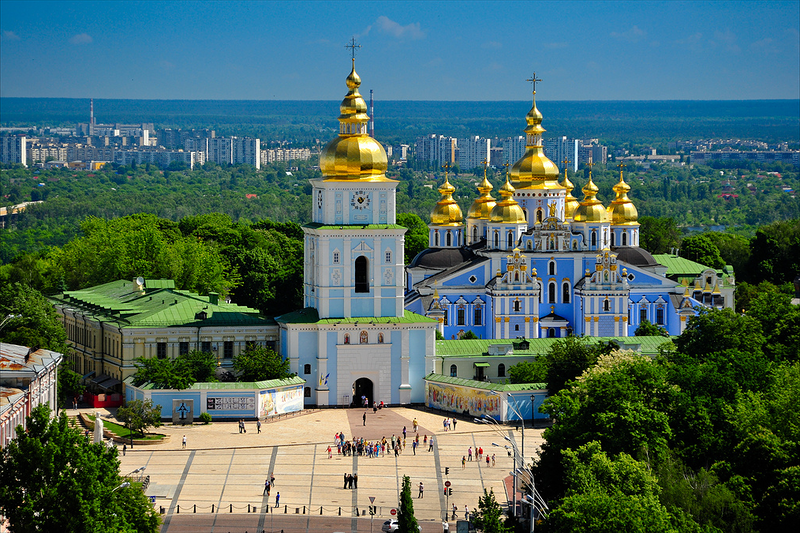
[105,406,545,533]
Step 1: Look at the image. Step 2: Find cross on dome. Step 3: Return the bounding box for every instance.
[526,72,542,96]
[345,37,361,61]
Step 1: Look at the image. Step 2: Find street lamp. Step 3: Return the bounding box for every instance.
[111,481,130,493]
[530,394,536,428]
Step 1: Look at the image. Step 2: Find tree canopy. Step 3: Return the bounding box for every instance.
[232,345,292,382]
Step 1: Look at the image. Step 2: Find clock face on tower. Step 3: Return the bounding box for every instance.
[350,190,371,210]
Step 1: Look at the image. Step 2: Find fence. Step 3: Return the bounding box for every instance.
[158,502,394,518]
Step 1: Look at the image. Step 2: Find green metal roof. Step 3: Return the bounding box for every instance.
[424,373,546,391]
[124,375,305,391]
[473,362,490,367]
[276,308,435,325]
[435,336,673,358]
[653,254,717,276]
[303,223,407,231]
[51,279,273,328]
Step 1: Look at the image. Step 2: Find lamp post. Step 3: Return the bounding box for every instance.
[530,394,536,429]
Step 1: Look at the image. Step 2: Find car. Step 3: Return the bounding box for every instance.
[381,520,399,533]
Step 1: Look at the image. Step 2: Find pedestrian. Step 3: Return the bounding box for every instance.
[238,419,243,433]
[182,435,186,449]
[462,456,466,469]
[479,446,483,459]
[424,434,428,445]
[73,397,78,410]
[373,401,378,413]
[428,436,435,452]
[275,492,280,508]
[403,426,407,439]
[413,418,418,432]
[271,473,275,486]
[344,473,348,489]
[486,455,490,467]
[452,504,458,520]
[363,412,366,426]
[452,418,457,431]
[443,418,448,431]
[492,454,496,466]
[267,480,271,496]
[443,519,449,533]
[264,479,270,495]
[328,445,332,459]
[412,440,417,455]
[122,443,126,456]
[257,419,262,433]
[353,473,358,489]
[465,506,469,521]
[243,419,246,433]
[418,481,424,498]
[468,447,473,461]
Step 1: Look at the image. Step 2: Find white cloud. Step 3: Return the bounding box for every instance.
[610,25,645,43]
[544,41,569,49]
[2,30,20,41]
[69,33,93,45]
[482,41,502,50]
[712,29,740,52]
[750,37,780,54]
[375,16,425,40]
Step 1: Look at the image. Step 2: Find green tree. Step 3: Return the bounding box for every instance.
[472,489,511,533]
[541,337,612,396]
[0,405,160,532]
[639,217,681,254]
[507,359,547,384]
[0,282,68,354]
[680,234,725,269]
[746,219,800,285]
[635,319,669,337]
[175,350,219,383]
[397,475,420,533]
[131,356,193,389]
[745,289,800,362]
[57,365,86,408]
[232,344,292,382]
[116,398,163,438]
[397,213,429,264]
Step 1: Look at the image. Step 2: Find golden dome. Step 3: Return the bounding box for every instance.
[320,59,390,181]
[509,92,561,190]
[606,166,639,225]
[573,172,608,223]
[560,163,580,220]
[490,174,527,223]
[430,170,463,226]
[466,165,497,219]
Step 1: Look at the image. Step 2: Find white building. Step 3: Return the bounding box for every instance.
[415,134,457,166]
[0,135,27,167]
[457,136,491,171]
[207,137,261,168]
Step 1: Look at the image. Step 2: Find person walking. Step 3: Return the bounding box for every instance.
[353,473,358,489]
[468,447,473,461]
[452,418,457,431]
[428,436,435,452]
[452,504,458,520]
[465,505,469,521]
[403,426,407,439]
[275,492,280,508]
[412,440,417,455]
[363,412,366,426]
[257,419,262,433]
[328,445,332,459]
[271,473,275,487]
[491,454,496,466]
[413,418,418,432]
[462,456,466,469]
[122,443,126,456]
[182,435,186,449]
[263,479,270,495]
[486,455,490,467]
[418,481,424,498]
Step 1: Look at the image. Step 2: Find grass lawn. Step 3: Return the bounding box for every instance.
[87,414,164,441]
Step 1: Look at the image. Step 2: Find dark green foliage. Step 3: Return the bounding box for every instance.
[116,398,163,438]
[397,475,419,533]
[639,216,682,254]
[232,344,292,382]
[0,282,68,354]
[199,411,212,424]
[0,405,161,532]
[460,330,479,340]
[745,290,800,362]
[397,213,429,264]
[746,219,800,285]
[634,319,669,337]
[471,489,511,533]
[680,234,725,269]
[674,308,765,360]
[541,336,615,396]
[507,359,547,384]
[57,365,85,408]
[131,350,218,389]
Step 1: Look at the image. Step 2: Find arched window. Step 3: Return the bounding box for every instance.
[343,334,350,344]
[457,306,465,326]
[548,282,556,303]
[538,281,543,303]
[549,261,555,275]
[507,231,514,248]
[446,232,452,247]
[548,328,555,338]
[498,364,506,377]
[526,240,533,250]
[603,298,610,312]
[514,324,519,331]
[304,387,311,398]
[360,330,368,344]
[537,209,543,223]
[622,232,628,246]
[450,364,458,377]
[611,232,616,247]
[303,364,311,375]
[514,271,519,282]
[591,230,597,247]
[435,231,440,247]
[493,231,499,248]
[472,226,478,243]
[474,306,483,326]
[514,300,521,312]
[562,282,571,304]
[355,256,369,293]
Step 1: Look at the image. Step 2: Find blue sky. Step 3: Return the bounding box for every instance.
[1,0,798,101]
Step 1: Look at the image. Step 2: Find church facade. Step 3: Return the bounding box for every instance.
[404,89,735,341]
[276,58,437,407]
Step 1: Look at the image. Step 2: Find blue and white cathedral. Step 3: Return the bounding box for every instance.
[404,87,734,340]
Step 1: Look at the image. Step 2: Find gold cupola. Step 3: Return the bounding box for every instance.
[509,80,561,190]
[466,164,497,220]
[607,165,639,225]
[573,170,608,223]
[320,59,389,181]
[430,167,463,225]
[490,173,527,223]
[561,161,580,220]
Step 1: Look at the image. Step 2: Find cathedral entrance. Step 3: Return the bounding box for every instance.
[352,378,374,407]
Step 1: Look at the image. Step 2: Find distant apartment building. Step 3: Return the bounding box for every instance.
[207,137,260,168]
[67,144,116,163]
[543,136,579,171]
[157,128,215,150]
[690,150,799,167]
[457,136,491,171]
[500,136,526,166]
[0,135,27,167]
[578,143,608,166]
[112,148,205,169]
[260,147,312,164]
[27,143,68,164]
[415,135,457,166]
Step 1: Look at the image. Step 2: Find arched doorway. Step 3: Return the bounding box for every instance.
[352,378,374,407]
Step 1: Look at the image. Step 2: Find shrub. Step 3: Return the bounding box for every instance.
[198,412,212,424]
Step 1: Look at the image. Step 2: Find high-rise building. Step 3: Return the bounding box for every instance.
[207,137,260,168]
[457,136,491,171]
[543,136,579,171]
[0,135,28,167]
[414,134,457,165]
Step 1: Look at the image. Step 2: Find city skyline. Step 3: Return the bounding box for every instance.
[1,0,799,101]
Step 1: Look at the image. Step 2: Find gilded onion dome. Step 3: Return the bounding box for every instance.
[573,172,608,223]
[430,170,463,225]
[606,167,639,225]
[466,165,497,219]
[490,173,527,223]
[509,91,561,189]
[320,59,389,181]
[561,164,581,220]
